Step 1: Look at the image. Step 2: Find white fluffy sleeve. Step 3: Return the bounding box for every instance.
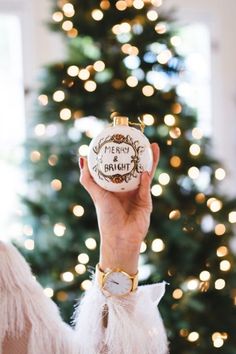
[74,278,169,354]
[0,241,169,354]
[0,241,76,354]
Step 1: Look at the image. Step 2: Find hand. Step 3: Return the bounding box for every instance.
[79,143,160,274]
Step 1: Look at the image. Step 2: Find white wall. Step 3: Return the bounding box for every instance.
[164,0,236,194]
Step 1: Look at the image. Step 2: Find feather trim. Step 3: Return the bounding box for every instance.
[74,280,169,354]
[0,241,77,354]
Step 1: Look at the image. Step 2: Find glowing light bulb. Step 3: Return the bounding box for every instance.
[170,156,181,168]
[169,127,181,139]
[171,102,182,114]
[30,150,41,162]
[73,205,85,217]
[151,184,163,196]
[216,246,228,257]
[61,272,74,282]
[53,90,65,102]
[100,0,111,10]
[142,85,154,96]
[48,154,58,166]
[35,124,46,136]
[67,28,78,38]
[78,144,89,157]
[120,22,131,33]
[188,167,200,179]
[62,3,75,17]
[84,80,97,92]
[92,9,104,21]
[85,238,97,250]
[169,210,181,220]
[126,76,138,87]
[143,114,155,126]
[192,127,203,139]
[214,168,226,181]
[189,144,201,156]
[157,49,172,64]
[164,114,175,126]
[62,20,73,31]
[140,241,147,253]
[133,0,144,9]
[54,223,66,237]
[215,279,225,290]
[38,94,48,106]
[78,253,89,264]
[213,338,224,348]
[228,211,236,223]
[207,198,223,212]
[81,279,92,290]
[94,60,105,72]
[60,108,72,120]
[199,271,211,281]
[151,238,165,252]
[51,179,62,191]
[188,332,199,342]
[220,260,231,271]
[52,12,63,22]
[215,223,226,236]
[155,23,167,34]
[116,0,127,10]
[158,173,170,185]
[75,264,86,274]
[78,69,90,80]
[147,10,158,21]
[172,289,183,299]
[67,65,79,77]
[187,279,199,291]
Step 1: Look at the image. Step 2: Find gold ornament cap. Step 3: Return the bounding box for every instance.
[113,116,129,126]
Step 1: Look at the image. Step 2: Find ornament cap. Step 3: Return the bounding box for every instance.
[113,116,129,126]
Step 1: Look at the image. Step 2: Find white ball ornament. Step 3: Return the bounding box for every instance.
[87,116,153,192]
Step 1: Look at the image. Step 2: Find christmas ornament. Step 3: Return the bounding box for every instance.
[87,116,153,192]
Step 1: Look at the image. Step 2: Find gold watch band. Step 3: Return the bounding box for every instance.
[96,263,139,292]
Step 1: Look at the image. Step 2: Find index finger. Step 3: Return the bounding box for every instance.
[149,143,160,181]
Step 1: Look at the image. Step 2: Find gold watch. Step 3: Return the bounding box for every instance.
[96,264,138,296]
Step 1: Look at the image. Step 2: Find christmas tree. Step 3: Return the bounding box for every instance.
[20,0,236,352]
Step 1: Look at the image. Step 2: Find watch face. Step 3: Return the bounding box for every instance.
[103,271,133,296]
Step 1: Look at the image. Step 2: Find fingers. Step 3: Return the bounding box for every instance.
[79,157,104,201]
[136,143,160,209]
[137,171,152,211]
[150,143,160,181]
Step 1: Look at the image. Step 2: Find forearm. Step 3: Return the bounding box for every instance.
[99,241,140,274]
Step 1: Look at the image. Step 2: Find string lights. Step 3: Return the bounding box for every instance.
[27,3,235,350]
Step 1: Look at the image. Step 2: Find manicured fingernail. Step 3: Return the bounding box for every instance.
[79,157,84,169]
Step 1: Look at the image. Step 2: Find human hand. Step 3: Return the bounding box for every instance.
[79,143,160,275]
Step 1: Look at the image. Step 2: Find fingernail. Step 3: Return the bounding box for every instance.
[79,157,84,169]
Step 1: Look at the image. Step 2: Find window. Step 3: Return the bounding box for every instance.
[177,24,212,135]
[0,14,26,240]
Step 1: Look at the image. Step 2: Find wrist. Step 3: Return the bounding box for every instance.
[99,243,140,275]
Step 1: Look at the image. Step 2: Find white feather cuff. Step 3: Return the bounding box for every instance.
[0,241,76,354]
[74,279,169,354]
[0,241,168,354]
